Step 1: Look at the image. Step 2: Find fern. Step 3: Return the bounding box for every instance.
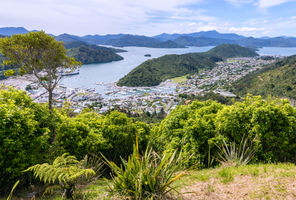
[24,153,95,199]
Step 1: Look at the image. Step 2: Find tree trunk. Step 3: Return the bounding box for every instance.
[48,89,53,113]
[48,89,56,144]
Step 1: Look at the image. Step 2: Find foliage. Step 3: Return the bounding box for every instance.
[153,96,296,167]
[153,100,224,167]
[233,55,296,100]
[0,86,52,192]
[24,153,95,199]
[55,111,150,163]
[66,44,123,64]
[103,140,185,200]
[0,31,80,111]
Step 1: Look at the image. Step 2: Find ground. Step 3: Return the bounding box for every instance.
[5,163,296,199]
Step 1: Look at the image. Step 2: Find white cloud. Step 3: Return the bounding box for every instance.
[225,0,254,6]
[256,0,295,8]
[0,0,208,35]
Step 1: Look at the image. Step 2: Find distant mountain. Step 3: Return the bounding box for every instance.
[0,27,29,36]
[81,34,126,45]
[117,44,257,87]
[55,33,84,43]
[173,36,236,46]
[101,35,185,48]
[2,27,296,48]
[154,30,245,41]
[154,30,296,48]
[233,55,296,99]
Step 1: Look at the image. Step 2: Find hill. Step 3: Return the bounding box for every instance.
[0,27,29,36]
[117,53,219,87]
[207,44,259,58]
[103,35,185,48]
[65,42,124,64]
[154,30,245,41]
[233,55,296,99]
[174,36,236,46]
[117,44,257,87]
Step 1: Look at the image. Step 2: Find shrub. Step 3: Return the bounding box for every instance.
[153,100,224,166]
[0,86,51,192]
[103,140,185,200]
[55,111,150,163]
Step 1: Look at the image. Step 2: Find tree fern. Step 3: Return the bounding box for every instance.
[24,153,95,199]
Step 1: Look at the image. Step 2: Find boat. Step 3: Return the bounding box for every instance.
[144,54,151,57]
[60,70,80,76]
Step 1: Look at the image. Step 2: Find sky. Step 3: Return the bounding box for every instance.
[0,0,296,37]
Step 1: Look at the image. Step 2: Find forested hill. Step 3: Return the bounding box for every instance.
[206,44,259,58]
[117,53,219,87]
[65,41,125,64]
[233,55,296,99]
[117,44,258,87]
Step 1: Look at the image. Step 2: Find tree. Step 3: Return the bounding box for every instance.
[0,31,80,112]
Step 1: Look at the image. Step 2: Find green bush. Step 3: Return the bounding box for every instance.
[0,86,52,192]
[153,100,224,166]
[154,96,296,166]
[55,111,150,163]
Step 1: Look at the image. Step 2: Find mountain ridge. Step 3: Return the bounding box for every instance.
[1,27,296,48]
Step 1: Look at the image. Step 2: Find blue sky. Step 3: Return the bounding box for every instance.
[0,0,296,37]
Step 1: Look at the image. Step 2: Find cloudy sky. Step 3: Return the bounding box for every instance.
[0,0,296,37]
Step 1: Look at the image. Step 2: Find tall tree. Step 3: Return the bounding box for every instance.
[0,31,80,112]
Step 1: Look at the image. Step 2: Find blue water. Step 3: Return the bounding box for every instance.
[61,46,296,95]
[61,46,213,94]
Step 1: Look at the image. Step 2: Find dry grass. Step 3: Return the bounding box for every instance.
[177,163,296,200]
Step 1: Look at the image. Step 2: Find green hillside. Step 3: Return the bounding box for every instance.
[117,44,258,87]
[233,55,296,99]
[207,44,259,58]
[66,44,124,64]
[117,53,219,87]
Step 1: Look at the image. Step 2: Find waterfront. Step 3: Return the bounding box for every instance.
[61,46,296,98]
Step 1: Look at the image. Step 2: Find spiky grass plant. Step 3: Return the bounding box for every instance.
[214,136,258,167]
[24,153,95,199]
[6,180,19,200]
[103,138,185,200]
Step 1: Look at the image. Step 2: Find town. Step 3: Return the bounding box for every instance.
[0,56,279,115]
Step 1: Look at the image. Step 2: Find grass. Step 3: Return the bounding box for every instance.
[170,75,188,83]
[6,163,296,199]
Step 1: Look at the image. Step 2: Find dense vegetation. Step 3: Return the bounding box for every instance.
[117,53,219,87]
[233,55,296,100]
[206,44,258,58]
[66,44,124,64]
[2,85,296,198]
[117,44,258,87]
